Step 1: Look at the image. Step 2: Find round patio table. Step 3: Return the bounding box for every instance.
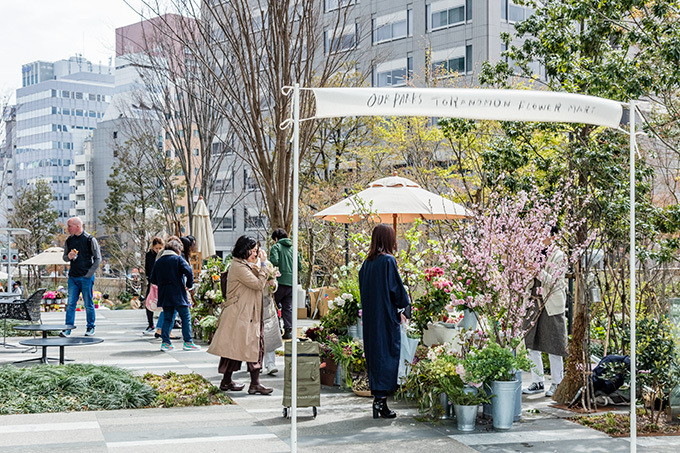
[17,336,103,365]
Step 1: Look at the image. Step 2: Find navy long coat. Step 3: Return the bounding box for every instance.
[150,252,194,308]
[359,253,410,393]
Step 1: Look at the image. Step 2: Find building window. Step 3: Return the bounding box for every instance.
[218,210,236,230]
[502,1,531,22]
[193,148,199,156]
[324,0,356,13]
[325,24,359,54]
[466,44,472,73]
[431,47,466,76]
[193,129,199,137]
[427,0,467,31]
[244,169,258,191]
[373,10,412,45]
[375,58,410,87]
[244,207,266,230]
[176,206,186,214]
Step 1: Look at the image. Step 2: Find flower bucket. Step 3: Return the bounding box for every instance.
[491,380,518,430]
[460,309,477,330]
[347,324,359,339]
[439,393,453,419]
[454,404,478,431]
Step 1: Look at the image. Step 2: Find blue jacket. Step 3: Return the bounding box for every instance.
[150,251,194,308]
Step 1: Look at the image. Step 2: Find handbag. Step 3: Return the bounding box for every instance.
[145,284,162,312]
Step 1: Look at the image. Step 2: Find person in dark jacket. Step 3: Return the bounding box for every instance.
[61,216,102,337]
[143,237,164,334]
[150,236,200,352]
[269,228,302,340]
[359,224,410,419]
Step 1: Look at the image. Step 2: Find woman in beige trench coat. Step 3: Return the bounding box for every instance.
[207,235,272,395]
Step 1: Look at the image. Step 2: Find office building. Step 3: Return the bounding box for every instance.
[14,56,113,224]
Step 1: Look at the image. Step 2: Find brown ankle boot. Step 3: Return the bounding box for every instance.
[248,383,273,395]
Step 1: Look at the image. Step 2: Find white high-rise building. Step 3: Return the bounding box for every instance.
[14,56,114,224]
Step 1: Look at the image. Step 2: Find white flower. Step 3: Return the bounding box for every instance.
[342,293,353,301]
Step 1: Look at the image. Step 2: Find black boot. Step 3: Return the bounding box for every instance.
[372,397,396,419]
[282,328,292,340]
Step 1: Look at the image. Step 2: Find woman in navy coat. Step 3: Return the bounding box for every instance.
[150,236,200,352]
[359,224,410,418]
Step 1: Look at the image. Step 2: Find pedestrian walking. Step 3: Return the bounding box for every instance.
[269,228,301,340]
[143,236,164,335]
[150,236,200,352]
[359,224,410,419]
[61,217,101,337]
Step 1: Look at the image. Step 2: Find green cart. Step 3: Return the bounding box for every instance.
[283,340,320,418]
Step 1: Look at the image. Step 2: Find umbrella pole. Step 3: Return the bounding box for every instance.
[393,213,397,233]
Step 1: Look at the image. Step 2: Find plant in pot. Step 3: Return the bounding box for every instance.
[462,341,532,430]
[395,345,446,419]
[447,385,491,432]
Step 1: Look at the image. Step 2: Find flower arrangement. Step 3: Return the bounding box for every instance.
[325,333,366,387]
[43,289,66,300]
[411,266,453,336]
[191,256,230,341]
[321,292,361,333]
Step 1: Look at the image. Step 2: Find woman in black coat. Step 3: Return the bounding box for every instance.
[144,236,164,334]
[359,224,410,419]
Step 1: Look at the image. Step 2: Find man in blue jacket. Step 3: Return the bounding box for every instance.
[61,217,101,337]
[269,228,302,340]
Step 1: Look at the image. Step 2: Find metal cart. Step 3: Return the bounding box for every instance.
[282,340,320,418]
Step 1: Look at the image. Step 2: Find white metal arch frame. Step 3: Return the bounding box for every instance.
[282,85,638,453]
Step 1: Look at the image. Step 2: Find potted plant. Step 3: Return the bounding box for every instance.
[462,342,532,430]
[447,386,491,432]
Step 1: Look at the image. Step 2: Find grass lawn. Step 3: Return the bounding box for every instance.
[0,364,232,414]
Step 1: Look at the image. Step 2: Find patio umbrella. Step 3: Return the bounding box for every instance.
[19,246,66,286]
[192,197,216,259]
[314,174,470,230]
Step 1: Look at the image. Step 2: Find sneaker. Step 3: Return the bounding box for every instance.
[59,330,71,337]
[522,382,544,395]
[545,383,558,397]
[160,343,174,352]
[267,367,278,376]
[143,327,155,335]
[183,342,201,351]
[85,328,95,336]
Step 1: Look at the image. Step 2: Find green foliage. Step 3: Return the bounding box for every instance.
[0,364,157,414]
[622,315,680,423]
[117,290,133,304]
[446,386,491,406]
[395,354,444,418]
[142,371,232,407]
[462,342,532,383]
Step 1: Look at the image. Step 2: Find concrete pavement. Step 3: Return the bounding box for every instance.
[1,309,678,452]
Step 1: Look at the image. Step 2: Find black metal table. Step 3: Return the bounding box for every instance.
[12,324,75,361]
[17,336,102,365]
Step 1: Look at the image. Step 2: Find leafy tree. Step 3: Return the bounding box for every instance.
[479,0,680,406]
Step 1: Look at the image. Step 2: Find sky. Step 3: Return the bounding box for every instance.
[0,0,148,101]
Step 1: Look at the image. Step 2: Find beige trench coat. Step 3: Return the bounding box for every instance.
[207,258,270,363]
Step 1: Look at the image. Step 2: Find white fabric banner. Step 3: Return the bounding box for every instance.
[311,87,623,128]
